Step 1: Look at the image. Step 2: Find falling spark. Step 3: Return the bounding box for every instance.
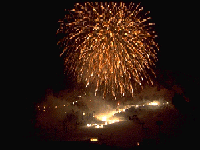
[57,2,159,97]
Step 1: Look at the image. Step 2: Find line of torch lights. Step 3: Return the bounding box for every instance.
[85,100,169,129]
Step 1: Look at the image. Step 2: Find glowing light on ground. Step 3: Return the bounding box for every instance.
[148,101,159,105]
[95,124,104,128]
[90,138,98,141]
[87,124,91,127]
[102,116,107,121]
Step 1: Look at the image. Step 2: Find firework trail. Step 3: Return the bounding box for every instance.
[57,2,159,99]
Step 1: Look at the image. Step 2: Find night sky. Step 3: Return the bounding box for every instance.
[24,1,199,104]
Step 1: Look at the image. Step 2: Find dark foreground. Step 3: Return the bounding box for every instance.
[25,106,197,149]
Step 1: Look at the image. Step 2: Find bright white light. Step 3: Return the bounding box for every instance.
[99,125,104,128]
[102,116,107,121]
[87,124,91,127]
[83,112,85,115]
[95,124,103,128]
[152,102,157,105]
[73,102,74,105]
[90,138,98,141]
[148,101,158,105]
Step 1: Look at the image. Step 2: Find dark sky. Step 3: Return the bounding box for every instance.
[24,1,199,103]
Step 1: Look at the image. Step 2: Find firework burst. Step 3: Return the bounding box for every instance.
[57,2,159,98]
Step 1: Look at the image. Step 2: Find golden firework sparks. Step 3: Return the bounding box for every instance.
[57,2,159,98]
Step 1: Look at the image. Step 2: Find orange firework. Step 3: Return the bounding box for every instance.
[57,2,159,98]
